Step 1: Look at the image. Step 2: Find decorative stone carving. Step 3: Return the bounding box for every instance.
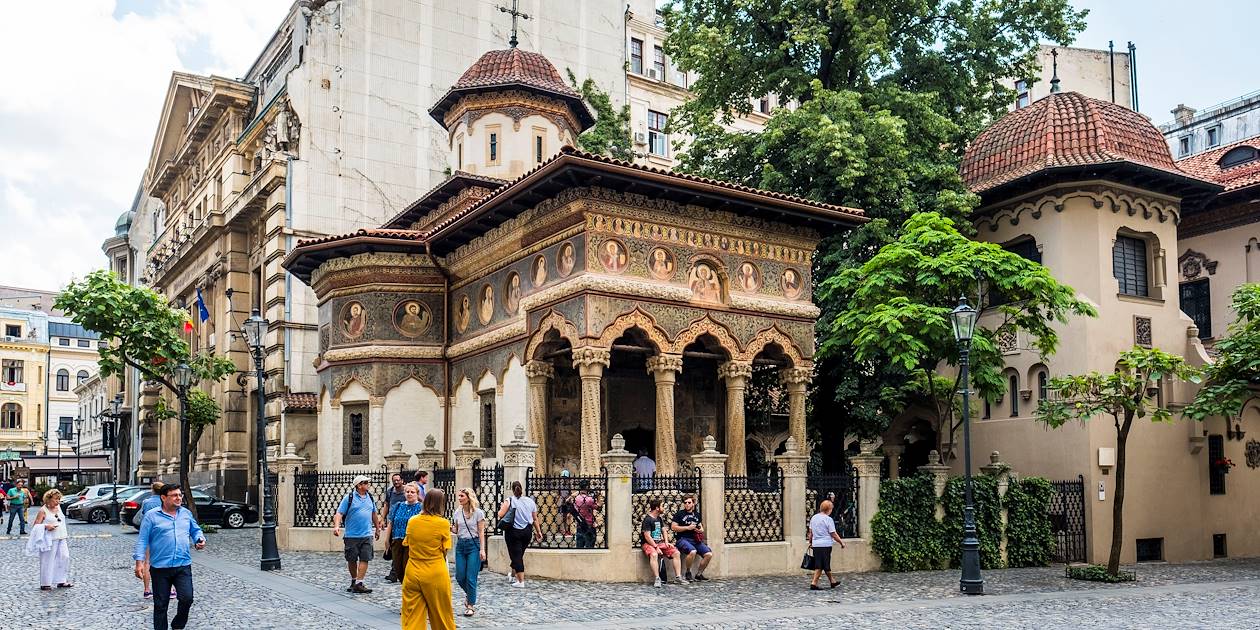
[595,308,672,350]
[996,329,1019,355]
[774,436,809,477]
[463,430,476,447]
[523,310,581,361]
[719,361,753,475]
[573,347,610,475]
[691,435,729,476]
[501,424,538,468]
[601,433,636,477]
[425,434,437,449]
[572,347,612,370]
[1135,315,1153,348]
[1178,249,1218,280]
[447,319,527,358]
[781,366,811,454]
[323,345,445,362]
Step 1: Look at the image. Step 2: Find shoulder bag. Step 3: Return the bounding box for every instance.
[497,496,517,532]
[800,522,815,570]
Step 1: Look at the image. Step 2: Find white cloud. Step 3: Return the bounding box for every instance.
[0,0,290,291]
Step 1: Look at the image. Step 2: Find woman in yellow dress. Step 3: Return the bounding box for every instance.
[401,488,455,630]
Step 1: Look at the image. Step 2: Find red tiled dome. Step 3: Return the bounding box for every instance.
[961,91,1182,193]
[429,48,593,130]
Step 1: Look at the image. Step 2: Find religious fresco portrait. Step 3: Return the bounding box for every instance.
[504,272,522,315]
[341,301,367,340]
[532,255,548,288]
[478,284,495,325]
[688,262,723,303]
[735,261,761,292]
[393,300,431,338]
[456,294,472,333]
[598,239,628,274]
[782,268,803,299]
[557,242,576,277]
[648,247,675,280]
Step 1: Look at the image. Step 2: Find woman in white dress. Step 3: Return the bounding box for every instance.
[32,489,72,590]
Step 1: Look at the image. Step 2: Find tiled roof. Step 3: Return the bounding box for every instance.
[296,228,425,249]
[380,171,507,230]
[1176,136,1260,192]
[961,91,1187,193]
[283,392,318,412]
[452,48,579,98]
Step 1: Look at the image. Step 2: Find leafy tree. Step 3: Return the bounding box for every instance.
[566,70,634,161]
[1185,284,1260,422]
[1035,347,1201,576]
[831,212,1096,458]
[55,270,235,517]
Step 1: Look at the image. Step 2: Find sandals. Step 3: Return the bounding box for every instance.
[464,603,475,617]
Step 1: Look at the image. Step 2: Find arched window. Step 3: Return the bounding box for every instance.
[77,370,90,385]
[1219,145,1259,169]
[1009,374,1020,417]
[0,403,20,429]
[1038,371,1049,401]
[56,369,70,391]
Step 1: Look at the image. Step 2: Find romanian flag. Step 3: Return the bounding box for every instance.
[183,314,194,334]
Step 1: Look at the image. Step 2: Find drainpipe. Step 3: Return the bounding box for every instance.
[425,242,452,462]
[1108,41,1115,104]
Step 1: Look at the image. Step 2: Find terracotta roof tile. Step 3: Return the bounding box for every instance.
[283,392,318,412]
[961,91,1187,193]
[452,48,579,98]
[1176,136,1260,192]
[296,228,425,249]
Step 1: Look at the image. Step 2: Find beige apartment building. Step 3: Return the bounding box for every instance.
[0,309,48,458]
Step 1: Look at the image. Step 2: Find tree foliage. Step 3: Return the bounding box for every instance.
[567,70,634,161]
[1185,284,1260,421]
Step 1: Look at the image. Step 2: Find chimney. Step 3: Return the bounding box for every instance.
[1171,104,1197,125]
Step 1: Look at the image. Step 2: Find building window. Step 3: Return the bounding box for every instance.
[1135,538,1164,562]
[1208,434,1226,495]
[56,369,69,392]
[4,325,20,337]
[1113,235,1149,297]
[0,403,20,429]
[759,97,770,114]
[58,416,73,440]
[653,45,666,79]
[1219,145,1259,168]
[58,338,70,346]
[1038,371,1049,401]
[457,141,463,169]
[983,400,991,420]
[630,38,643,74]
[2,359,22,384]
[77,370,89,386]
[533,128,545,164]
[1213,533,1228,558]
[648,110,668,157]
[1206,125,1221,148]
[988,238,1041,306]
[487,126,500,165]
[1178,136,1190,157]
[1015,80,1030,109]
[1008,374,1019,417]
[479,390,496,451]
[1180,279,1212,338]
[98,341,107,349]
[343,405,368,465]
[77,339,90,348]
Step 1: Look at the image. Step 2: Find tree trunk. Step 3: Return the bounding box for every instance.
[179,425,205,522]
[1107,415,1133,575]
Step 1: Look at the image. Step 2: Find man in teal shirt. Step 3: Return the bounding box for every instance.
[134,484,205,630]
[5,478,32,535]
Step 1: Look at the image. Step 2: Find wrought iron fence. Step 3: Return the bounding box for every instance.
[525,468,608,549]
[474,463,505,535]
[293,466,391,528]
[724,468,784,543]
[806,466,859,539]
[629,471,703,547]
[429,468,457,521]
[1049,475,1087,563]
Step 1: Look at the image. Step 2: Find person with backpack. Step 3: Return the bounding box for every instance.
[332,475,383,593]
[496,481,539,587]
[568,479,598,549]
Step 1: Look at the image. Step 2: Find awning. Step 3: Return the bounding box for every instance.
[20,454,112,473]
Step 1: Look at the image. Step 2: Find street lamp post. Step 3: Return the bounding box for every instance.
[244,308,281,571]
[173,362,193,503]
[108,393,122,524]
[74,416,84,486]
[950,296,984,595]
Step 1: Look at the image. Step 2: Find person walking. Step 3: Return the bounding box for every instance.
[452,487,486,617]
[401,488,455,630]
[6,478,32,535]
[133,484,206,630]
[382,473,409,582]
[384,482,423,583]
[496,480,540,587]
[31,489,72,590]
[139,480,166,599]
[413,470,429,499]
[808,499,846,590]
[332,475,383,594]
[569,479,598,549]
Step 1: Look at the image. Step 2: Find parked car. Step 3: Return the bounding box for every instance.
[68,486,146,523]
[123,489,258,529]
[60,484,122,512]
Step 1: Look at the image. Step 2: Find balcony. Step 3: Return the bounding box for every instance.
[0,381,26,393]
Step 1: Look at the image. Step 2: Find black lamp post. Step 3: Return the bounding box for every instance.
[950,296,984,595]
[173,362,193,501]
[108,393,122,524]
[74,416,84,486]
[244,308,281,571]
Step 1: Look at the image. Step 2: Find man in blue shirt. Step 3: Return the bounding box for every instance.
[137,480,166,599]
[332,475,382,593]
[133,484,205,630]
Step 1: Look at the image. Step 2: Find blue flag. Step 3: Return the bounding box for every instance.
[195,287,210,322]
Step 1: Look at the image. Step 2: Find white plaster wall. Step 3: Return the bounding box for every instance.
[1178,222,1260,341]
[382,378,443,464]
[452,111,568,180]
[450,377,479,456]
[319,381,371,470]
[498,357,527,456]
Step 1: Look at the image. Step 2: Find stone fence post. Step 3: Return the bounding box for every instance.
[600,434,636,555]
[273,443,304,549]
[415,434,445,471]
[692,436,728,574]
[452,431,482,492]
[774,437,809,559]
[383,439,412,472]
[500,425,537,494]
[919,450,951,522]
[849,440,884,538]
[980,451,1012,564]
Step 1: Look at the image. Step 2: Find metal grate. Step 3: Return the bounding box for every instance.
[429,468,457,522]
[1048,475,1087,563]
[723,468,784,543]
[629,471,702,547]
[474,463,504,535]
[806,466,859,539]
[526,468,608,549]
[293,466,391,528]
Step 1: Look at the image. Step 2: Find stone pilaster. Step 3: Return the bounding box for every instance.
[781,367,811,454]
[525,360,555,473]
[601,433,637,554]
[775,437,811,558]
[500,425,538,493]
[883,444,904,480]
[383,439,412,472]
[719,361,753,475]
[415,434,445,471]
[692,436,729,574]
[452,430,482,492]
[918,449,951,522]
[572,347,610,476]
[646,354,683,476]
[849,440,885,539]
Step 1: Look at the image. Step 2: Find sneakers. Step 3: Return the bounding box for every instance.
[350,582,373,594]
[508,573,516,584]
[143,591,153,599]
[170,589,177,599]
[653,577,662,588]
[670,577,687,585]
[685,571,693,581]
[510,580,524,588]
[694,574,709,581]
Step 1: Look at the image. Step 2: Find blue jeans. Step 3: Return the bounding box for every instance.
[454,537,480,605]
[6,505,26,534]
[150,564,194,630]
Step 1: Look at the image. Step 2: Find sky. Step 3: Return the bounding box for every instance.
[1,0,1257,293]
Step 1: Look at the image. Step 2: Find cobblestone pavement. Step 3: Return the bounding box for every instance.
[3,522,1259,629]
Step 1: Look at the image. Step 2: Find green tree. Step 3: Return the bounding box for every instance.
[831,212,1096,458]
[1185,284,1260,422]
[567,70,634,161]
[1035,347,1201,576]
[55,270,235,518]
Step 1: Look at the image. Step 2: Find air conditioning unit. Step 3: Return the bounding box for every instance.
[647,68,659,81]
[633,132,648,145]
[2,336,15,343]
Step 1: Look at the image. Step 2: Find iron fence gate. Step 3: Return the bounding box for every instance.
[1049,475,1087,563]
[806,466,859,539]
[526,468,609,549]
[629,471,702,547]
[293,466,391,528]
[474,463,504,535]
[430,468,456,521]
[724,467,785,543]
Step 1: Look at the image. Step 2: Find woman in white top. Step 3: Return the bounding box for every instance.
[496,481,540,587]
[451,488,487,617]
[808,499,845,590]
[32,489,72,590]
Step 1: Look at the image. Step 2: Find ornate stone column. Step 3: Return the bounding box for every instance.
[572,347,610,476]
[883,444,904,481]
[781,367,812,454]
[525,360,555,472]
[646,354,683,475]
[850,440,885,539]
[719,361,753,475]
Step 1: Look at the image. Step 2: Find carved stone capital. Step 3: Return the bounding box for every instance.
[601,434,636,476]
[718,360,753,384]
[646,354,683,377]
[572,347,611,376]
[774,452,809,477]
[850,452,885,478]
[525,360,555,381]
[691,434,729,476]
[780,366,812,390]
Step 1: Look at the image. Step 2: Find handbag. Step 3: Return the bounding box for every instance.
[801,548,816,570]
[497,497,517,531]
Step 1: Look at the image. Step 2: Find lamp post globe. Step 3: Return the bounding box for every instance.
[245,309,281,571]
[950,296,984,595]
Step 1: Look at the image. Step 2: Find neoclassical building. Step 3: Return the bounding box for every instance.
[284,45,864,475]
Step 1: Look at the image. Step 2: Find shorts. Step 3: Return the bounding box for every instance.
[343,537,373,563]
[641,542,677,558]
[675,537,711,556]
[811,546,833,572]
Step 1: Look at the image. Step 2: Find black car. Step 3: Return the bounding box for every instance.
[123,489,258,529]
